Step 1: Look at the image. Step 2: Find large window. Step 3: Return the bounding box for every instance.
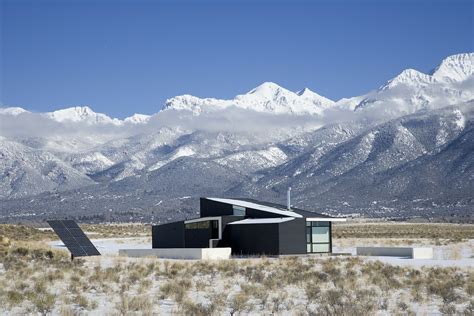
[306,221,330,253]
[185,220,219,239]
[185,221,210,229]
[232,205,246,216]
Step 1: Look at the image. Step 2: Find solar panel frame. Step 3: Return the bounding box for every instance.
[47,220,101,257]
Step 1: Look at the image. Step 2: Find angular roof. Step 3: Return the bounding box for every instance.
[205,197,303,218]
[235,198,334,219]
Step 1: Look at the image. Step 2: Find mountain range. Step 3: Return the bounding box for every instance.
[0,53,473,223]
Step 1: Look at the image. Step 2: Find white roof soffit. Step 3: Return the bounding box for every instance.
[206,198,303,218]
[306,217,347,222]
[229,218,295,225]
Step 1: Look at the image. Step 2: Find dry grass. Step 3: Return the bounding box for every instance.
[81,223,151,238]
[0,224,56,242]
[0,248,472,314]
[0,223,472,315]
[333,222,474,242]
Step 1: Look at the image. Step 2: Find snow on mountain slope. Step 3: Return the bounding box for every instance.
[164,82,335,115]
[66,152,115,174]
[41,106,151,125]
[0,52,472,214]
[0,107,30,116]
[381,69,436,90]
[431,53,473,82]
[46,106,122,125]
[248,103,472,203]
[215,146,287,173]
[124,113,151,124]
[297,88,335,110]
[350,53,473,116]
[0,138,94,199]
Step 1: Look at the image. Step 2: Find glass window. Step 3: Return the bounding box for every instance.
[312,244,329,253]
[314,221,329,227]
[232,205,246,216]
[312,227,329,243]
[185,221,210,229]
[306,221,331,253]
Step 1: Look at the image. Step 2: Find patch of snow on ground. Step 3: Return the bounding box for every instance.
[333,239,474,268]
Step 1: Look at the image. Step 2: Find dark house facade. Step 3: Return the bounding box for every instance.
[152,197,345,256]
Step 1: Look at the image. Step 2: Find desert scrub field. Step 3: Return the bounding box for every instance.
[333,222,474,243]
[0,223,151,241]
[0,239,473,315]
[81,223,151,238]
[0,224,56,242]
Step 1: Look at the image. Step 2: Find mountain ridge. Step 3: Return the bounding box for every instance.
[0,53,473,222]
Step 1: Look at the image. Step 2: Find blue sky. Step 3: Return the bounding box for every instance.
[1,0,472,118]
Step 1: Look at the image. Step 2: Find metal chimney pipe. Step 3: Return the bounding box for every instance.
[287,187,291,210]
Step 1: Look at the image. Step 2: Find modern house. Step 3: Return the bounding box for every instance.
[152,195,346,256]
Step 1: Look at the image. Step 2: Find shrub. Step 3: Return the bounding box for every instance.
[427,280,460,304]
[182,298,220,316]
[160,279,191,303]
[6,290,23,308]
[304,282,320,302]
[128,295,152,314]
[32,292,56,315]
[462,300,474,316]
[229,292,249,315]
[439,303,457,315]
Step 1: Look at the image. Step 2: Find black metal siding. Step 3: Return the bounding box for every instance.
[200,198,234,217]
[244,208,289,218]
[229,223,279,255]
[218,216,245,247]
[278,218,307,255]
[152,222,185,248]
[184,226,213,248]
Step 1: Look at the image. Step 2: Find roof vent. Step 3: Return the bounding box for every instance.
[287,187,291,210]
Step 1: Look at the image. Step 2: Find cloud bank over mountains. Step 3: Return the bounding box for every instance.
[0,53,472,222]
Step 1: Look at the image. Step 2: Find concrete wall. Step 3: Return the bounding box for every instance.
[356,247,433,259]
[119,247,231,260]
[412,247,433,259]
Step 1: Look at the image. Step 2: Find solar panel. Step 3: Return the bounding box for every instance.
[47,220,100,257]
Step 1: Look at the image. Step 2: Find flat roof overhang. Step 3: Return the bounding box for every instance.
[306,217,347,222]
[228,217,295,225]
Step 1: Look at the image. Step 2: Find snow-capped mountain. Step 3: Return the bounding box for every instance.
[0,53,473,222]
[0,105,152,126]
[46,106,122,125]
[164,82,335,115]
[0,107,30,116]
[431,53,473,82]
[349,53,473,116]
[0,137,94,199]
[124,113,152,124]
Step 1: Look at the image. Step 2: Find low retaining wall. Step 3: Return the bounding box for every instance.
[119,248,231,260]
[356,247,433,259]
[411,247,433,259]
